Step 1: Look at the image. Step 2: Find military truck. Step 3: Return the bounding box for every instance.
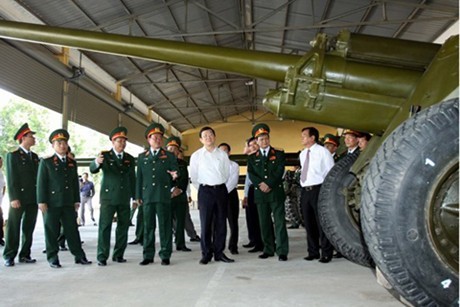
[0,20,457,306]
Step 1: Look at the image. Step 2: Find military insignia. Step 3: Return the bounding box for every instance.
[269,156,276,161]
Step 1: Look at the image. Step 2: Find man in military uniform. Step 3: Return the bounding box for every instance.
[166,136,191,252]
[247,123,289,261]
[323,134,340,162]
[339,129,361,158]
[136,123,178,266]
[90,127,137,266]
[3,123,39,267]
[37,129,92,268]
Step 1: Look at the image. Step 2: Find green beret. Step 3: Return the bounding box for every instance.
[252,123,270,138]
[110,126,128,141]
[145,123,165,138]
[14,123,35,141]
[165,136,181,148]
[49,129,70,143]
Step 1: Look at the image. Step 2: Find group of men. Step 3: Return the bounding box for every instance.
[2,120,370,269]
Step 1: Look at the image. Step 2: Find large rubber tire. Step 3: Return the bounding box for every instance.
[318,153,374,267]
[284,187,303,227]
[361,98,459,306]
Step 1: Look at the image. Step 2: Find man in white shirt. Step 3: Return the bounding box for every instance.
[190,127,233,265]
[218,143,240,255]
[299,127,335,263]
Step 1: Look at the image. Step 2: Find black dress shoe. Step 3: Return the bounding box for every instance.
[139,259,153,265]
[113,257,127,263]
[177,246,192,252]
[258,253,274,259]
[319,257,332,263]
[98,260,107,266]
[287,224,299,229]
[304,255,320,261]
[248,247,263,253]
[333,252,343,258]
[190,236,200,242]
[215,254,234,263]
[161,259,170,266]
[199,257,211,265]
[59,246,68,251]
[128,239,140,245]
[4,258,14,267]
[75,258,92,265]
[242,243,255,248]
[278,255,288,261]
[49,260,61,268]
[229,249,239,255]
[19,257,37,264]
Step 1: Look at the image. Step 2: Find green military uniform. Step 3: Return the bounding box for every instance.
[90,126,136,263]
[3,123,39,264]
[247,124,289,257]
[136,123,179,263]
[166,136,189,251]
[37,129,87,264]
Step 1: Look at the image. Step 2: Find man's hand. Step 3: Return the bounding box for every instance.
[39,203,48,213]
[10,200,21,209]
[96,153,104,165]
[137,199,143,206]
[242,197,248,208]
[167,170,178,180]
[171,187,182,198]
[259,182,271,193]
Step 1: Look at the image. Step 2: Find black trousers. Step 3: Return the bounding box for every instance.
[300,185,333,258]
[198,184,228,260]
[245,185,263,249]
[227,188,239,252]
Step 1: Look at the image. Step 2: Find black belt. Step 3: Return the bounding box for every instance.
[303,184,321,191]
[201,184,226,189]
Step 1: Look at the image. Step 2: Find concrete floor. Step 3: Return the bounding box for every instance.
[0,209,403,307]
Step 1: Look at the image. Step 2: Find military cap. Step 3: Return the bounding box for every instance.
[110,126,128,141]
[252,123,270,138]
[145,123,165,138]
[49,129,70,143]
[165,136,181,148]
[343,129,361,137]
[324,134,339,147]
[14,123,35,141]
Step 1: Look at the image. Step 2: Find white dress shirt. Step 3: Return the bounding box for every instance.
[226,160,239,193]
[243,175,252,197]
[190,146,230,190]
[299,143,334,187]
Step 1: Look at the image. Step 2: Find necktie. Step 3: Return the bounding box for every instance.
[300,149,310,182]
[28,152,33,160]
[62,157,66,164]
[117,154,122,160]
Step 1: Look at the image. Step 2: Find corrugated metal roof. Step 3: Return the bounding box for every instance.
[1,0,458,132]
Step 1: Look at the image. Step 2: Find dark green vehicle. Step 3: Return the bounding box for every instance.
[0,20,457,306]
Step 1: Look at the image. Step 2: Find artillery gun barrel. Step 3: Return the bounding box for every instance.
[0,20,298,82]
